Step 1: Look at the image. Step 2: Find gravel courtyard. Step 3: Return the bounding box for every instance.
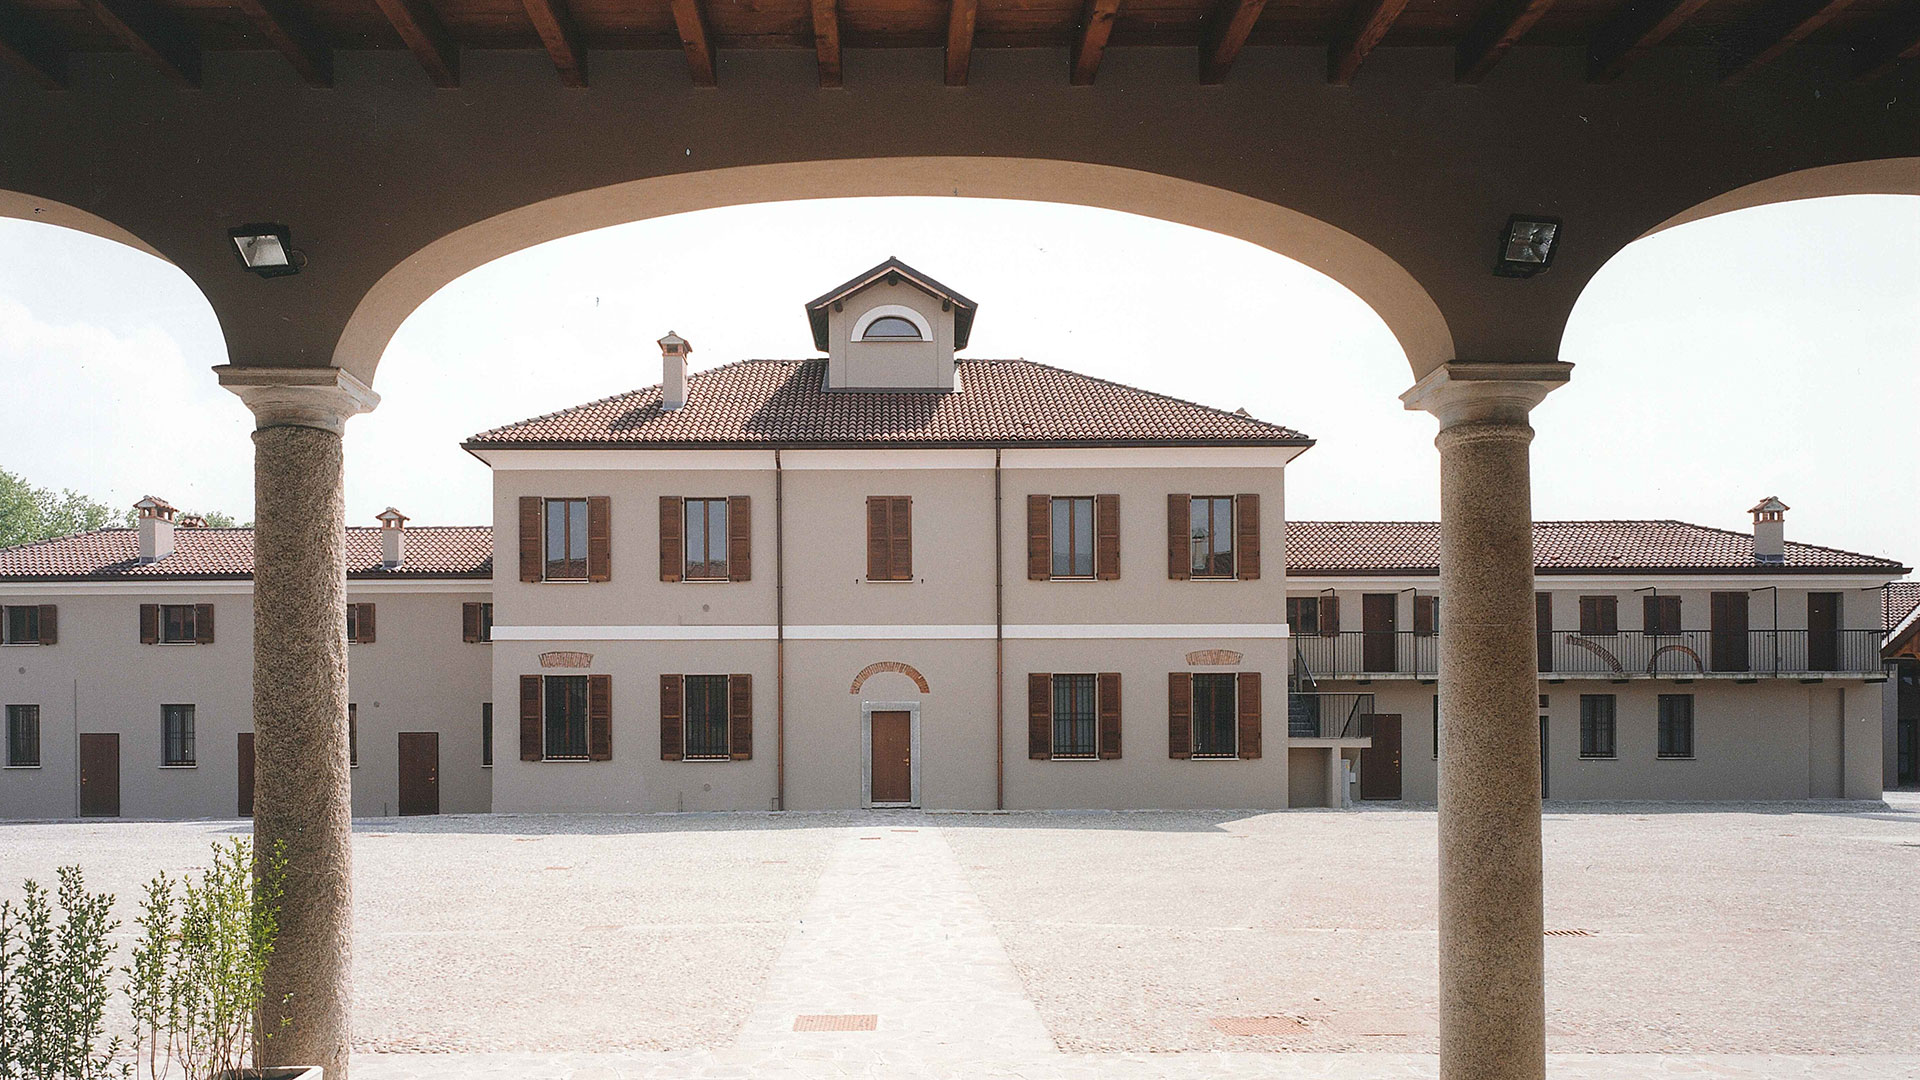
[3,798,1917,1076]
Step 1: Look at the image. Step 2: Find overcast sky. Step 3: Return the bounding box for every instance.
[0,194,1915,565]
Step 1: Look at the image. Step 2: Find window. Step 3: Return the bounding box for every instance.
[3,606,40,645]
[1050,497,1095,578]
[544,498,590,581]
[1578,695,1615,759]
[346,603,375,644]
[162,704,196,767]
[463,602,494,643]
[1658,694,1694,759]
[684,498,730,580]
[1644,595,1681,636]
[1414,595,1439,637]
[1188,496,1234,579]
[1192,673,1237,758]
[861,315,923,340]
[866,496,912,582]
[544,675,589,760]
[6,705,39,767]
[482,702,493,767]
[1050,675,1098,759]
[683,675,731,760]
[1578,596,1618,636]
[161,604,198,644]
[1287,597,1320,636]
[348,704,359,768]
[1432,694,1440,760]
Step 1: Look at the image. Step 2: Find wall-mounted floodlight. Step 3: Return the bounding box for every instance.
[228,223,302,278]
[1494,215,1560,278]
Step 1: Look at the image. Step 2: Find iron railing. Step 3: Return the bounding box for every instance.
[1293,632,1440,680]
[1287,692,1376,738]
[1293,628,1883,679]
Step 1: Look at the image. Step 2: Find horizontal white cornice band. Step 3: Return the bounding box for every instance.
[491,623,1292,641]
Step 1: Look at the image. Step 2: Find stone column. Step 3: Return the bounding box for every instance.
[1402,361,1570,1080]
[216,365,379,1080]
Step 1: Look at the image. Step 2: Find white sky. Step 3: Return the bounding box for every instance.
[0,194,1915,565]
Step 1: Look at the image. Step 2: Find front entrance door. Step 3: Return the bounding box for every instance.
[869,711,913,806]
[398,732,440,816]
[1358,714,1401,800]
[237,732,255,818]
[79,733,119,817]
[1807,592,1840,672]
[1362,593,1398,673]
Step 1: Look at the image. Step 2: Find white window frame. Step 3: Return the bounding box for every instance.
[851,305,933,342]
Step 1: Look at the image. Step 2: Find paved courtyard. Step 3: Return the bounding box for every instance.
[3,797,1918,1079]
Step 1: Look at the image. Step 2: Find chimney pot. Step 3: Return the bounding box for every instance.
[134,496,177,563]
[1749,496,1788,563]
[659,331,690,411]
[376,507,409,568]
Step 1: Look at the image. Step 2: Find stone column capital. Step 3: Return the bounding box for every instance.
[1400,361,1573,428]
[215,365,380,436]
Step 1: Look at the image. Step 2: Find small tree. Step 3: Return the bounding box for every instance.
[0,869,128,1080]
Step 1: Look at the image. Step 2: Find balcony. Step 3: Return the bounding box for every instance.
[1293,629,1886,681]
[1286,692,1376,739]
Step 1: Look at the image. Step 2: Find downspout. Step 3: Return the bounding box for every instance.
[775,448,786,812]
[994,448,1005,811]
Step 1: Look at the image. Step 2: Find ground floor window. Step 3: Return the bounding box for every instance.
[545,675,589,760]
[1051,675,1097,759]
[482,702,493,767]
[348,704,360,767]
[1192,673,1237,758]
[1657,694,1694,759]
[163,704,196,766]
[6,705,39,767]
[684,675,731,760]
[1579,695,1615,759]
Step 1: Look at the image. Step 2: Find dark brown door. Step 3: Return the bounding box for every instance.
[1539,715,1549,799]
[1711,591,1749,672]
[79,733,119,818]
[1362,593,1398,673]
[237,732,255,818]
[869,711,913,805]
[1536,592,1554,674]
[397,732,440,816]
[1358,714,1402,800]
[1807,592,1840,672]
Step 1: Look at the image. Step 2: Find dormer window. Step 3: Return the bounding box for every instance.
[861,316,924,341]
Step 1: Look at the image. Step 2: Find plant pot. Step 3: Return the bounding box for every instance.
[216,1069,322,1080]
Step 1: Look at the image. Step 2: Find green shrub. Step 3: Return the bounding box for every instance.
[0,867,129,1080]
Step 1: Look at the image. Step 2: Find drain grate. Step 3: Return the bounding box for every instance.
[793,1014,878,1032]
[1544,928,1594,937]
[1210,1016,1307,1036]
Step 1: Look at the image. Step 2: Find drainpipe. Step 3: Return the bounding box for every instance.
[994,449,1005,811]
[776,448,786,812]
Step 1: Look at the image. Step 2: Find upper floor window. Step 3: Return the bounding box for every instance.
[545,498,590,581]
[520,497,609,584]
[866,496,913,582]
[2,605,54,646]
[1578,595,1618,636]
[346,603,376,644]
[1413,595,1439,637]
[685,498,730,581]
[6,705,40,767]
[1168,494,1259,582]
[1188,496,1235,579]
[1051,497,1095,579]
[162,704,196,767]
[1286,596,1320,635]
[141,603,212,645]
[861,316,924,341]
[463,602,494,643]
[1644,595,1681,636]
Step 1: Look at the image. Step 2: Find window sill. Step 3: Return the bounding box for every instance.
[4,764,43,770]
[0,642,44,648]
[1576,755,1617,762]
[537,579,592,585]
[159,764,198,770]
[482,763,493,769]
[1047,755,1101,762]
[538,757,594,763]
[682,756,734,763]
[1188,577,1240,583]
[681,577,735,585]
[864,578,918,585]
[1656,755,1696,762]
[1190,755,1242,762]
[156,641,202,646]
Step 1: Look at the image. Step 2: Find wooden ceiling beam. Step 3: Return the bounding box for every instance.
[521,0,585,86]
[73,0,200,86]
[370,0,459,86]
[945,0,977,85]
[1720,0,1853,84]
[1587,0,1712,82]
[1070,0,1121,85]
[1200,0,1270,84]
[812,0,841,87]
[669,0,716,86]
[0,0,67,88]
[1851,10,1920,81]
[1328,0,1412,85]
[231,0,333,87]
[1454,0,1557,83]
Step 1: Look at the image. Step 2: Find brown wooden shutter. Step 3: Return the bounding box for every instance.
[889,496,912,580]
[1167,494,1191,580]
[1028,673,1052,760]
[659,496,683,582]
[140,604,159,644]
[1167,672,1192,759]
[587,674,612,761]
[866,497,890,581]
[519,497,543,583]
[1237,671,1262,759]
[1027,494,1051,581]
[519,675,543,761]
[1413,595,1437,636]
[347,703,358,767]
[37,605,56,646]
[729,673,753,760]
[1234,493,1261,580]
[659,673,684,761]
[586,496,612,582]
[462,602,482,643]
[1097,672,1121,759]
[1095,494,1120,580]
[1320,594,1340,637]
[727,495,752,582]
[356,603,376,644]
[194,603,214,644]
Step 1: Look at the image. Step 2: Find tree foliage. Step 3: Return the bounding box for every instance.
[0,470,239,546]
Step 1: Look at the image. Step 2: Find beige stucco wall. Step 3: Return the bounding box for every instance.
[823,278,957,391]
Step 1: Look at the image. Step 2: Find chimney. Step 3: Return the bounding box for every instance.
[376,507,409,569]
[1750,496,1788,563]
[134,496,177,563]
[658,331,690,411]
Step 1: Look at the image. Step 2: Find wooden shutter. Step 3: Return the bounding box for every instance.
[519,674,542,761]
[727,496,752,582]
[1413,595,1437,636]
[37,605,56,646]
[1027,494,1051,581]
[658,496,683,582]
[1028,673,1052,760]
[462,602,482,643]
[1095,494,1120,580]
[1580,596,1617,636]
[728,673,753,760]
[1237,671,1262,759]
[1097,672,1122,760]
[587,674,612,761]
[1234,493,1261,580]
[356,603,376,644]
[519,497,543,583]
[1167,672,1192,759]
[1320,594,1340,636]
[1167,494,1190,581]
[194,603,214,644]
[586,496,612,582]
[888,496,912,580]
[866,497,891,581]
[140,603,159,644]
[659,673,684,761]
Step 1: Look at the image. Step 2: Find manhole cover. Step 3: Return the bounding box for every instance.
[1544,928,1593,937]
[794,1014,878,1031]
[1210,1016,1307,1036]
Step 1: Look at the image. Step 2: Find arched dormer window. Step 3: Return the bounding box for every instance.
[861,316,924,341]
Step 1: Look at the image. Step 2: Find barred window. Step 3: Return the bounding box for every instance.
[1192,673,1237,758]
[1658,694,1694,759]
[163,704,196,766]
[544,675,589,760]
[6,705,39,767]
[1051,674,1097,759]
[1578,695,1615,759]
[482,702,494,767]
[684,675,731,760]
[348,704,359,767]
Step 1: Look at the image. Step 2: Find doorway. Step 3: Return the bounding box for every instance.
[1539,715,1549,799]
[863,705,918,808]
[79,733,119,817]
[398,732,440,816]
[1358,714,1402,800]
[1362,594,1398,673]
[1807,592,1840,672]
[237,732,254,817]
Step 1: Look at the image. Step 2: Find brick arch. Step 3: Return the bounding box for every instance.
[850,661,931,695]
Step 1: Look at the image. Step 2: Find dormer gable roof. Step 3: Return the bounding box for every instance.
[805,257,978,352]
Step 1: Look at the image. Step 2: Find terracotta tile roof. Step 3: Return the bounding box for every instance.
[1886,581,1920,636]
[463,359,1313,449]
[1286,520,1908,577]
[0,527,492,582]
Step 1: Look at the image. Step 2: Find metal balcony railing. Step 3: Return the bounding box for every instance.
[1287,692,1376,739]
[1292,631,1440,680]
[1293,628,1884,680]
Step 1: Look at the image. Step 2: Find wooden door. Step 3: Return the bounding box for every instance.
[1358,714,1401,800]
[1536,592,1554,673]
[869,711,913,805]
[1710,591,1749,672]
[1807,592,1840,672]
[1362,593,1398,673]
[237,732,255,818]
[79,733,119,818]
[1539,716,1549,799]
[397,732,440,816]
